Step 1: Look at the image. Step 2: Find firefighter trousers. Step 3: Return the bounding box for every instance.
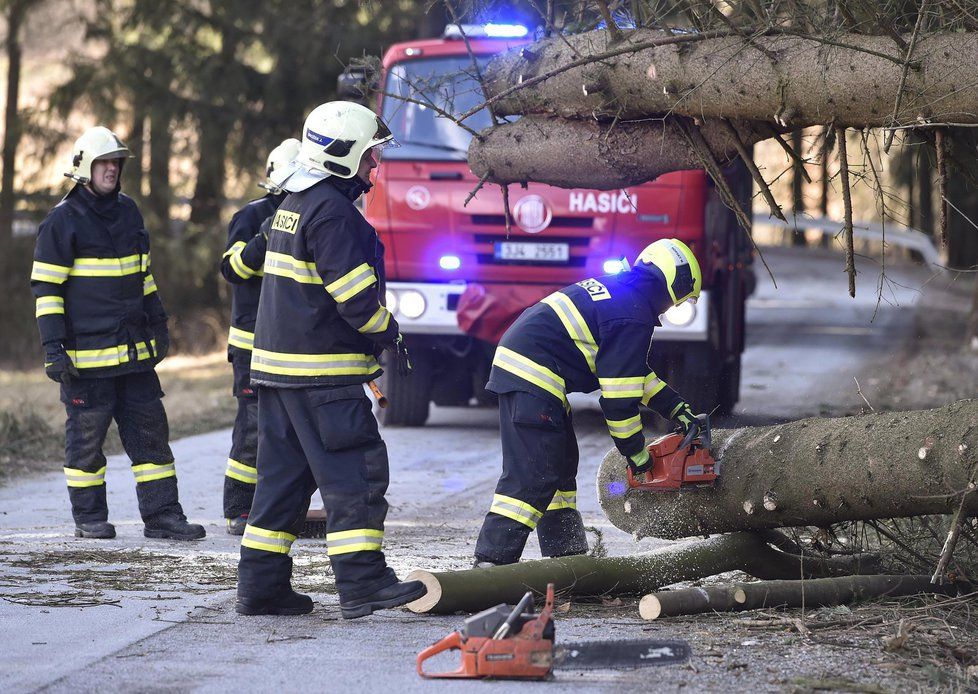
[474,390,589,564]
[237,384,397,602]
[60,370,185,525]
[223,355,258,518]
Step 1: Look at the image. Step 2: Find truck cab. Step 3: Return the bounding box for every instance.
[349,24,752,425]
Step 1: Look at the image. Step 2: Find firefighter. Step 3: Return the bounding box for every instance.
[30,126,205,541]
[236,101,425,617]
[473,239,706,566]
[220,138,300,535]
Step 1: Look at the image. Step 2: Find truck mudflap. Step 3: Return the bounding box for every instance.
[388,281,710,342]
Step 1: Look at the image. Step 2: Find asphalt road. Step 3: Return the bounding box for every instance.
[0,245,933,693]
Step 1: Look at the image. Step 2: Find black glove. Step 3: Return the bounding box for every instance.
[259,216,272,242]
[671,401,698,435]
[44,345,79,385]
[389,334,412,377]
[152,325,170,363]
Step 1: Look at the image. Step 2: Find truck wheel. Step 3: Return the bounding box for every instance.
[378,353,432,427]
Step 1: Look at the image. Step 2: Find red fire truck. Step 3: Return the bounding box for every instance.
[342,23,753,426]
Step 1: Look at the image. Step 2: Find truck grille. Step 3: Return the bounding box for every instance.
[472,234,590,267]
[470,215,594,229]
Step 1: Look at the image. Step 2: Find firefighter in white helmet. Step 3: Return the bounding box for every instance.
[30,125,205,541]
[219,138,300,535]
[236,102,424,617]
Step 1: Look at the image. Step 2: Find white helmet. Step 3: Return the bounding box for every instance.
[259,138,301,192]
[297,101,394,178]
[66,126,132,184]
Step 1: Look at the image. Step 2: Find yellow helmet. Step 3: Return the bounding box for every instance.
[65,126,132,184]
[635,238,702,305]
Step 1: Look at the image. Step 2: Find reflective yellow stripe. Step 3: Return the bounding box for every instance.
[325,263,376,303]
[35,295,65,317]
[599,376,645,399]
[228,327,255,351]
[492,346,566,405]
[251,348,380,378]
[132,462,176,483]
[358,305,392,334]
[641,372,667,405]
[69,254,142,277]
[226,241,258,280]
[143,274,158,296]
[547,489,577,511]
[31,260,71,284]
[66,340,156,369]
[242,524,296,554]
[489,493,543,529]
[326,528,384,555]
[222,241,245,259]
[263,251,322,285]
[630,449,650,467]
[225,458,257,484]
[64,466,106,488]
[606,414,643,440]
[542,291,597,374]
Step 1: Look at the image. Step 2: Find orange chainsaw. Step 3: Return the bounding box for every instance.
[627,414,717,491]
[417,584,690,679]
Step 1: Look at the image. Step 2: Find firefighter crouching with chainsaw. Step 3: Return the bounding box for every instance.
[236,101,425,617]
[29,126,205,541]
[473,239,706,566]
[219,138,300,535]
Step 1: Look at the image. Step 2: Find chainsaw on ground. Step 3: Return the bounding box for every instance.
[627,414,718,491]
[417,584,690,679]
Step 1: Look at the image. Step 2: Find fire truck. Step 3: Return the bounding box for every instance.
[341,23,754,426]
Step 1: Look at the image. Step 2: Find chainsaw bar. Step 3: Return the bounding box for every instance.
[553,639,691,670]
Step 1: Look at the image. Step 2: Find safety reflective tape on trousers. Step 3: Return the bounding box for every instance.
[325,528,384,555]
[492,346,567,405]
[358,305,392,334]
[542,291,598,374]
[225,458,257,484]
[547,489,577,511]
[599,376,646,400]
[35,295,65,317]
[66,340,157,369]
[489,493,543,529]
[263,251,322,284]
[63,466,107,488]
[241,524,297,554]
[606,414,643,439]
[132,462,176,483]
[325,263,377,303]
[251,349,380,377]
[228,327,255,351]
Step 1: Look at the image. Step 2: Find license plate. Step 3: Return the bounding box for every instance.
[495,242,569,262]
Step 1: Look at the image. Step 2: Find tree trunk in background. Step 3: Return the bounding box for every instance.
[122,109,145,204]
[0,0,29,255]
[188,110,229,227]
[946,132,978,271]
[819,126,830,247]
[914,132,934,237]
[790,129,806,246]
[147,108,172,233]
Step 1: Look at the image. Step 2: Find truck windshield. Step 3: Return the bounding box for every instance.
[382,56,498,162]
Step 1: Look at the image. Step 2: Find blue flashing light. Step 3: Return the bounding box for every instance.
[439,254,461,271]
[484,23,529,38]
[603,258,626,274]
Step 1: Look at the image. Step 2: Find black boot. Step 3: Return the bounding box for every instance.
[339,580,426,620]
[75,520,116,539]
[236,589,314,616]
[226,514,248,536]
[144,513,206,541]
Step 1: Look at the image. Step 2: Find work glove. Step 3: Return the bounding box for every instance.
[672,401,699,436]
[151,325,170,364]
[44,344,79,385]
[388,333,412,377]
[258,216,272,243]
[626,448,651,476]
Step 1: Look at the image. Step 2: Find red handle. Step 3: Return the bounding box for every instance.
[417,631,471,679]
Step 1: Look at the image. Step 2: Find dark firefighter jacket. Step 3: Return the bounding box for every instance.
[486,270,685,462]
[30,185,167,378]
[250,176,399,387]
[219,192,286,357]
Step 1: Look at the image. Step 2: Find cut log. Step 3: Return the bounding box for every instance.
[639,575,964,620]
[599,399,978,539]
[405,531,878,615]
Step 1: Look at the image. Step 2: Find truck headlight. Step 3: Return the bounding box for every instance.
[399,290,426,319]
[385,289,398,314]
[662,301,696,328]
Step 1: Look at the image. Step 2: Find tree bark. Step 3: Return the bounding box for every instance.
[598,399,978,539]
[481,29,978,128]
[638,574,963,620]
[0,0,31,252]
[469,116,774,189]
[405,531,878,615]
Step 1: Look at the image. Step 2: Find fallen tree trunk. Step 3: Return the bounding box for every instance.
[481,29,978,127]
[598,399,978,540]
[468,116,772,189]
[639,574,964,620]
[405,531,878,615]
